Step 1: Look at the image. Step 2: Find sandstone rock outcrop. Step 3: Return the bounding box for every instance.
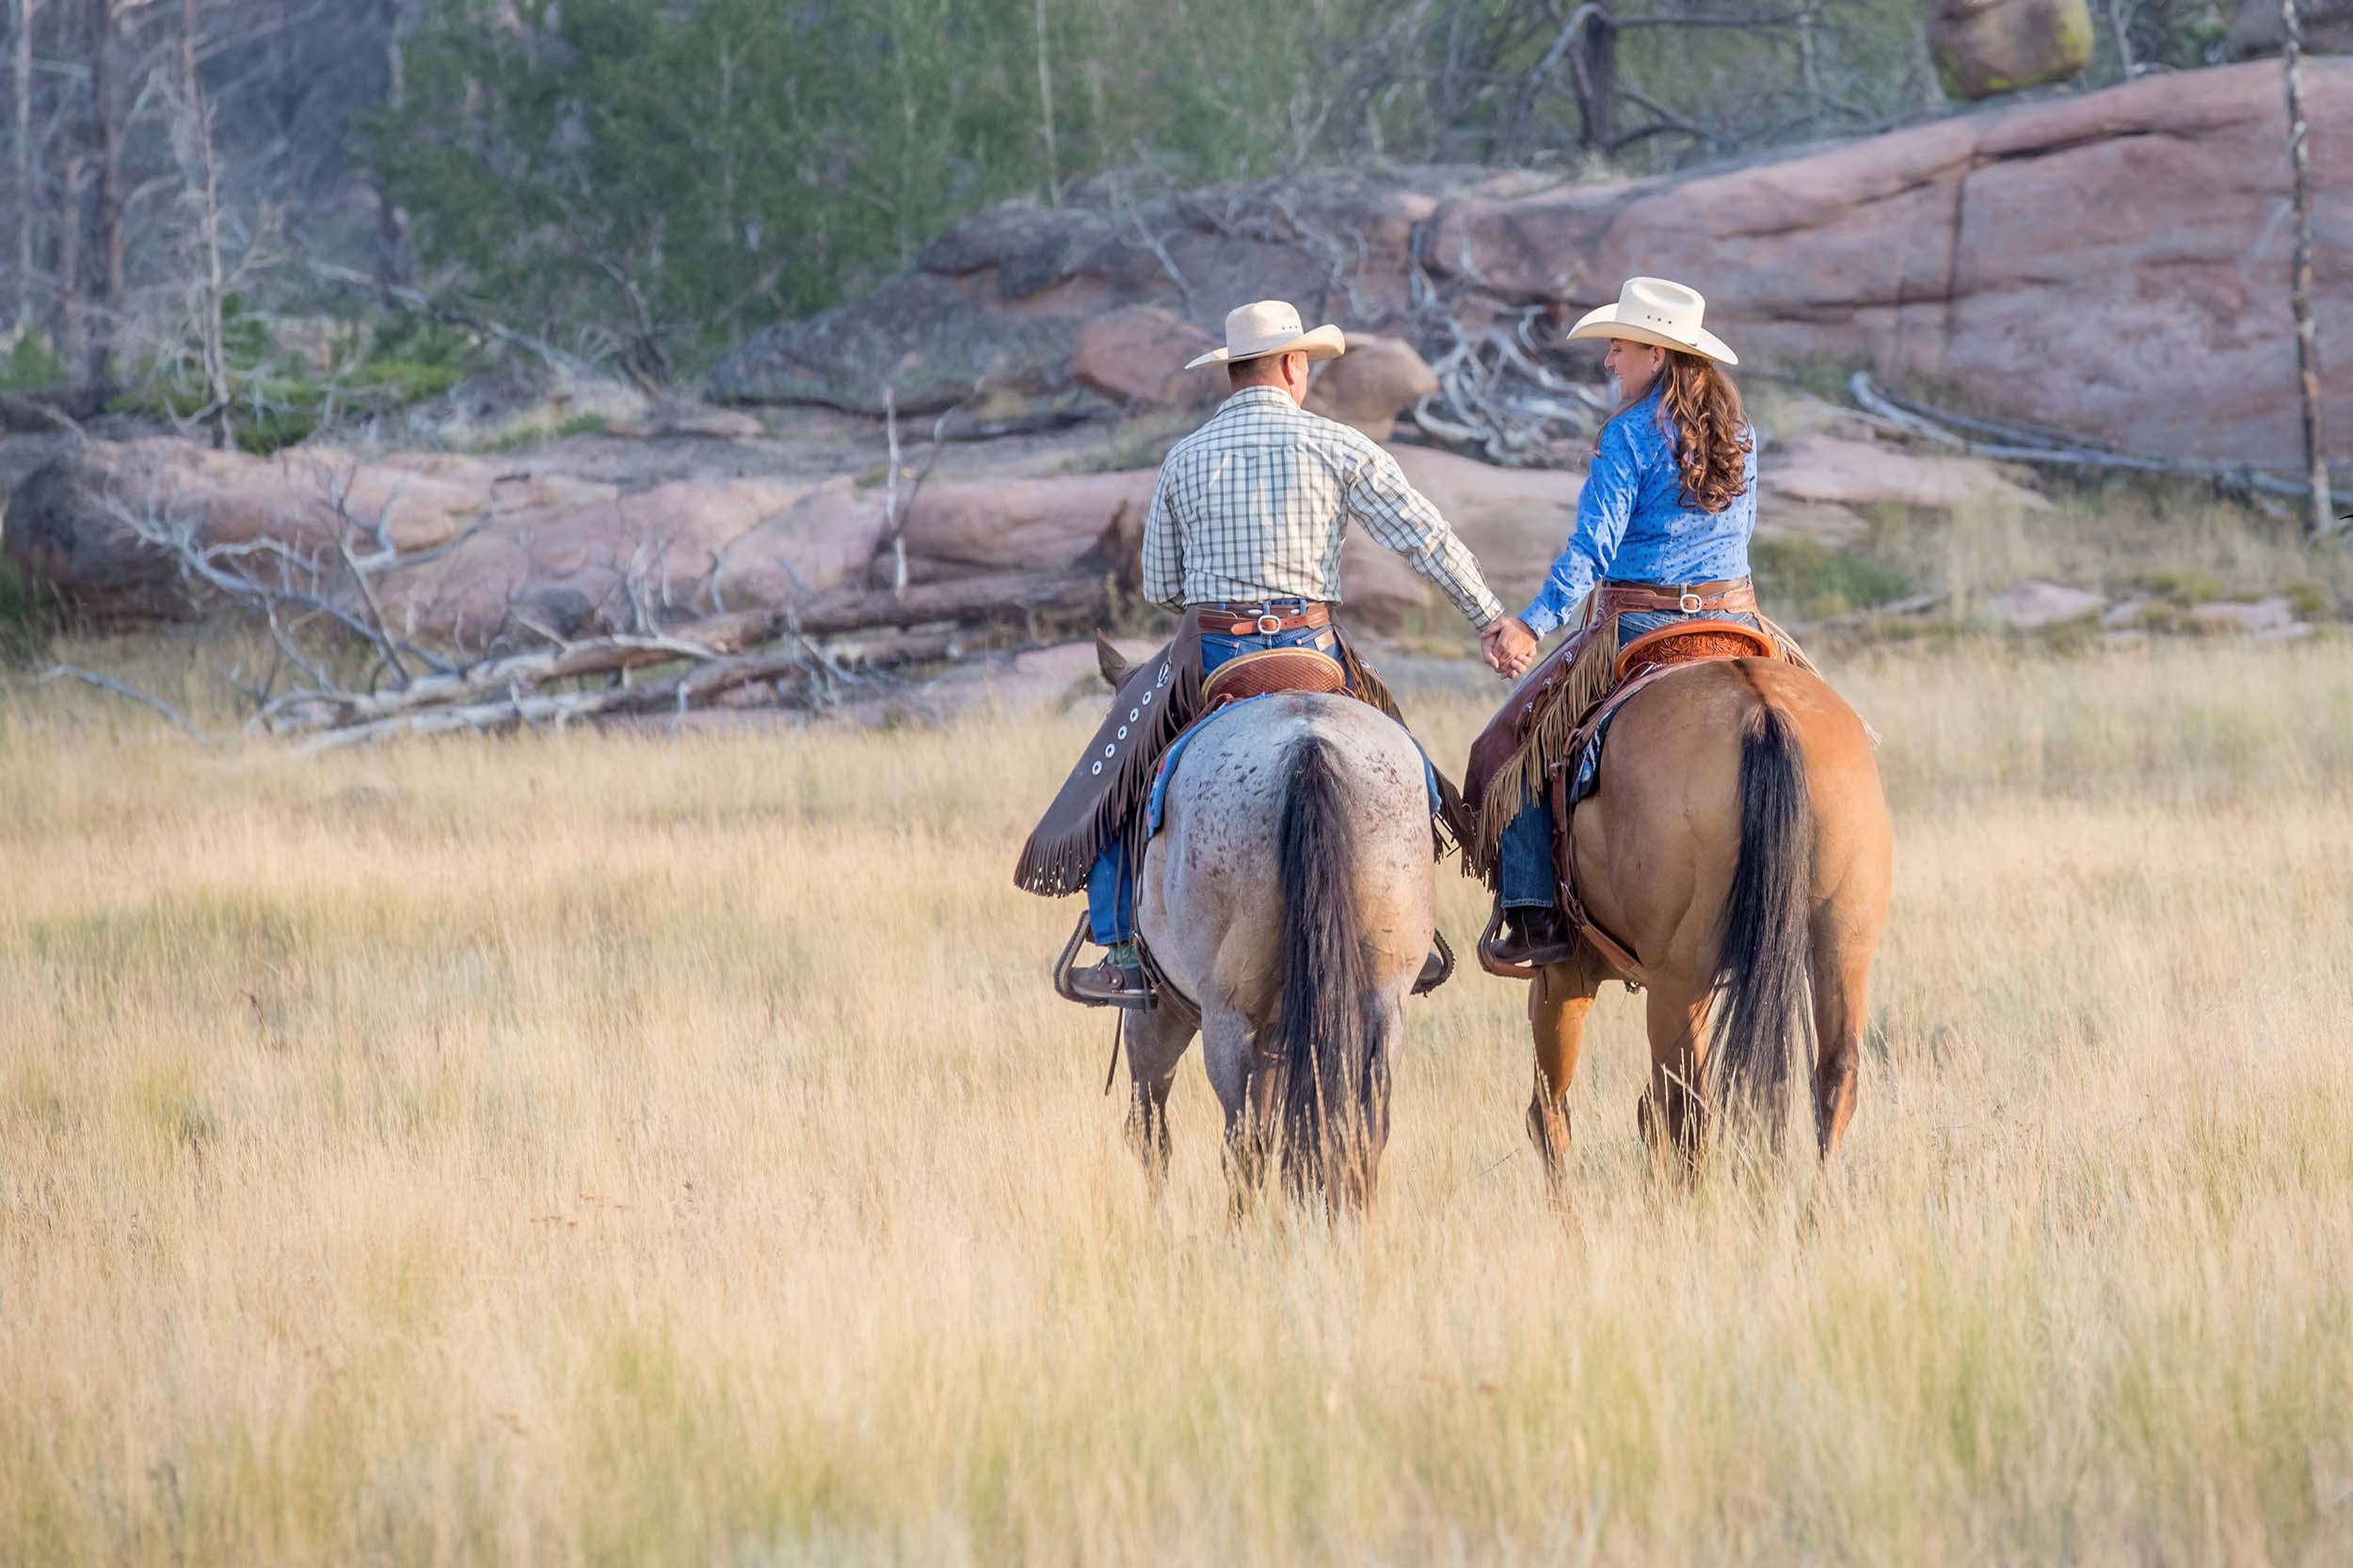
[710,61,2352,472]
[4,440,892,642]
[898,471,1158,580]
[1068,307,1221,408]
[6,398,2071,638]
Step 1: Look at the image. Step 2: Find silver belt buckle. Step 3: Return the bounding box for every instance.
[1256,613,1285,634]
[1677,591,1704,614]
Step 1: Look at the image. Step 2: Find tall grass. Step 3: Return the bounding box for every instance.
[2,639,2349,1565]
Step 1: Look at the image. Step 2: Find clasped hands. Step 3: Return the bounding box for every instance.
[1479,616,1541,681]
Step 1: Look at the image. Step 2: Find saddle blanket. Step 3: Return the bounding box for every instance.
[1145,694,1445,839]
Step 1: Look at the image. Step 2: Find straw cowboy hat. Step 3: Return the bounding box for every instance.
[1567,276,1738,365]
[1184,299,1348,370]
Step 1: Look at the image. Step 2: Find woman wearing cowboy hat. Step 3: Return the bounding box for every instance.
[1469,276,1793,968]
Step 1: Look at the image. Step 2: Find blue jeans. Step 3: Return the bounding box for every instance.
[1086,606,1342,947]
[1497,798,1559,911]
[1496,605,1767,913]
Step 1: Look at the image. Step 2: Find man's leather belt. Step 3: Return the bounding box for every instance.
[1593,577,1756,616]
[1195,601,1334,636]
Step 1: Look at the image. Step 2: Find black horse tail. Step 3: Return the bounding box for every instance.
[1707,699,1816,1136]
[1275,732,1385,1206]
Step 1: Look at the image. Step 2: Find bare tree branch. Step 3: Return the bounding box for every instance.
[34,664,200,735]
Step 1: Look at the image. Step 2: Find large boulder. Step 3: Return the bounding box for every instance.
[1067,306,1221,408]
[1306,336,1441,441]
[1928,0,2095,100]
[898,471,1159,579]
[3,440,892,641]
[709,61,2353,472]
[1424,59,2353,471]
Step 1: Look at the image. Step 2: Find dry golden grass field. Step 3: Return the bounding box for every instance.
[4,635,2351,1566]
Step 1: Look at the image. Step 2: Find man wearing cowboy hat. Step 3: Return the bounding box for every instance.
[1015,298,1515,1007]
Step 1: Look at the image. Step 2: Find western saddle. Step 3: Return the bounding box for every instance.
[1477,616,1777,989]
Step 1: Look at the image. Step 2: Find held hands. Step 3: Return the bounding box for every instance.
[1479,616,1541,681]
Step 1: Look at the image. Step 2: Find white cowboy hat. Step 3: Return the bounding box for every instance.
[1184,299,1348,370]
[1567,276,1738,365]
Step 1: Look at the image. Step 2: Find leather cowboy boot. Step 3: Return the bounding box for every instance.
[1489,905,1573,968]
[1067,941,1151,1010]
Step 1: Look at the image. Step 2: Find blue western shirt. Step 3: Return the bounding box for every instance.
[1518,385,1758,637]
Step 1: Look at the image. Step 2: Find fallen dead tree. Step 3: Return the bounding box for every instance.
[264,571,1106,746]
[1848,373,2325,504]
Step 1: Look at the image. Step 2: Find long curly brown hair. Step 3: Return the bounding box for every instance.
[1613,349,1753,514]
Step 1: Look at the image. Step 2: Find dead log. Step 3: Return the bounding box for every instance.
[1849,373,2318,501]
[264,574,1097,740]
[25,451,1117,747]
[295,627,962,751]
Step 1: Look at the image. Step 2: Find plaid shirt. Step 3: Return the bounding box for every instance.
[1140,387,1503,628]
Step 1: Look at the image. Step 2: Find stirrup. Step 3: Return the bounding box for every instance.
[1411,929,1455,997]
[1051,915,1155,1012]
[1476,904,1542,982]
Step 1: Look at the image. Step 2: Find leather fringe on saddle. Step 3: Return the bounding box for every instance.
[1462,600,1817,886]
[1013,621,1461,898]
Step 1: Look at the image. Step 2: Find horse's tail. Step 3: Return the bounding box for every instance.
[1707,697,1816,1134]
[1274,731,1385,1206]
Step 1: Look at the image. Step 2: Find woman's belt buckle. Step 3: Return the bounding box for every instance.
[1677,591,1704,614]
[1255,612,1285,634]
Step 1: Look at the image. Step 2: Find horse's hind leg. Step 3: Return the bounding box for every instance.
[1123,1006,1197,1188]
[1199,1004,1273,1216]
[1528,948,1606,1194]
[1639,982,1713,1172]
[1809,912,1879,1164]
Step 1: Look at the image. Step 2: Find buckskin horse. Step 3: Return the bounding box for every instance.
[1507,654,1892,1182]
[1085,649,1441,1213]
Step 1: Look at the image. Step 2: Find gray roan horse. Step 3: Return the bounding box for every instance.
[1114,683,1439,1213]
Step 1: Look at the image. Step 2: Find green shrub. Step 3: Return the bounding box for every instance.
[0,557,46,662]
[117,303,480,455]
[1,332,70,393]
[2131,567,2225,606]
[2282,580,2331,622]
[1753,536,1914,622]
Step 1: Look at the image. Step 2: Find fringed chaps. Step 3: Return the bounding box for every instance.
[1013,625,1207,898]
